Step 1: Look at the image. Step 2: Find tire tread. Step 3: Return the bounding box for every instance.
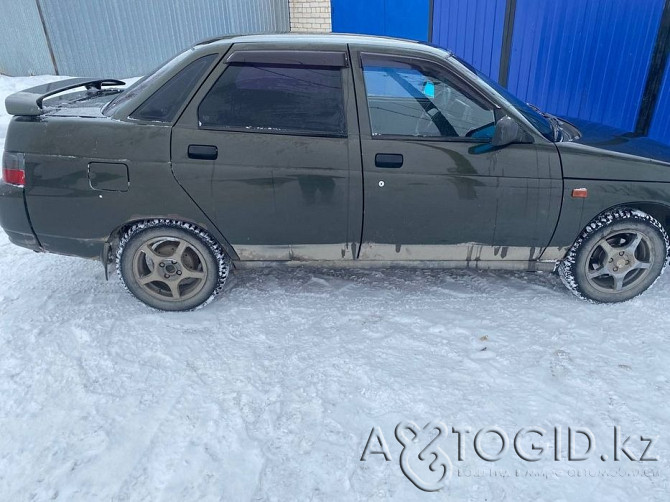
[116,219,230,310]
[558,208,669,302]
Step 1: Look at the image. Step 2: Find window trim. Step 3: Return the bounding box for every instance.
[196,61,348,138]
[367,134,492,143]
[197,124,348,139]
[225,50,348,68]
[359,52,500,142]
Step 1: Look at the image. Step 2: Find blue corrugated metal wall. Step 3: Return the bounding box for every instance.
[506,0,664,132]
[650,64,670,143]
[339,0,667,136]
[332,0,385,36]
[0,0,289,78]
[431,0,506,81]
[331,0,430,42]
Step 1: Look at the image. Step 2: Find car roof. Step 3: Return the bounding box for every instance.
[196,33,451,57]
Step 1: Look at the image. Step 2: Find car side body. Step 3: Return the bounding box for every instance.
[2,34,670,308]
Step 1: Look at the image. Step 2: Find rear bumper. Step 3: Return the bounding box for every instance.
[0,181,42,252]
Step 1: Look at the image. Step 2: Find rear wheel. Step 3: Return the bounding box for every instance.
[117,220,230,311]
[559,209,669,303]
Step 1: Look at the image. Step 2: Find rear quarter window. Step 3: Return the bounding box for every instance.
[130,54,217,123]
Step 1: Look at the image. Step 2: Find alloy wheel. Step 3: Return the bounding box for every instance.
[585,230,653,293]
[132,236,208,302]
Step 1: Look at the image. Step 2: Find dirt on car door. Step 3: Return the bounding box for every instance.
[350,47,562,263]
[170,44,363,261]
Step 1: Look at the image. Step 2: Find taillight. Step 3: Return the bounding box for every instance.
[2,151,26,187]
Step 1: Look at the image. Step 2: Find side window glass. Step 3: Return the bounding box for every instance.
[362,56,495,139]
[198,63,346,136]
[130,54,217,122]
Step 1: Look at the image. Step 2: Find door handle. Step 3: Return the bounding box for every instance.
[375,153,403,168]
[188,144,218,160]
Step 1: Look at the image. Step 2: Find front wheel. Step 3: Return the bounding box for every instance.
[559,208,669,303]
[117,220,230,311]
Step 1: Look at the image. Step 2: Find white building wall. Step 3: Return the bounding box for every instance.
[289,0,332,33]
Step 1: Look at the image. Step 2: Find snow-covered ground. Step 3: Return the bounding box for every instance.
[0,75,669,501]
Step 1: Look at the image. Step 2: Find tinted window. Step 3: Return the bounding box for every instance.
[362,56,495,139]
[130,54,217,122]
[198,64,346,136]
[105,48,196,116]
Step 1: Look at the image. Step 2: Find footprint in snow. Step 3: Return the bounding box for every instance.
[550,349,572,378]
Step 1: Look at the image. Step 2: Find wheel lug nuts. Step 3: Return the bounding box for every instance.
[613,267,618,271]
[177,271,182,275]
[159,263,165,267]
[619,251,624,256]
[608,258,613,263]
[164,274,170,278]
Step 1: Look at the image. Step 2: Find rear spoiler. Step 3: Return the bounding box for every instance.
[5,78,125,116]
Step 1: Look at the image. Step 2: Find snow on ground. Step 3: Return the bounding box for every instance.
[0,75,669,501]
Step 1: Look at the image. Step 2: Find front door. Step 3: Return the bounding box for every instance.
[351,49,562,262]
[171,45,362,261]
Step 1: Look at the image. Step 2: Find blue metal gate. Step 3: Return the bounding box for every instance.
[431,0,506,81]
[650,66,670,142]
[432,0,666,133]
[505,0,664,132]
[331,0,431,42]
[335,0,670,143]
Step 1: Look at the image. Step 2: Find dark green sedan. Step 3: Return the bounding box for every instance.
[2,34,670,310]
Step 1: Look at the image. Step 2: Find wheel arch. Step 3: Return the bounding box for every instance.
[105,217,239,263]
[558,206,669,302]
[562,201,670,252]
[619,201,670,237]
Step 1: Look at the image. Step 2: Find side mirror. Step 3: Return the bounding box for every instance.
[491,116,533,147]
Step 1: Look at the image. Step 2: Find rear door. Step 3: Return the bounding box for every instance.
[171,44,362,261]
[351,48,562,262]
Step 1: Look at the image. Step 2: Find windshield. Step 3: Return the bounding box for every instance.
[103,48,197,116]
[451,56,554,141]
